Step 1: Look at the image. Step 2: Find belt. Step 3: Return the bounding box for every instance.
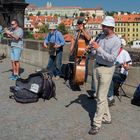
[96,63,109,67]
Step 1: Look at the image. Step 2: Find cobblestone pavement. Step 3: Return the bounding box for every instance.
[0,58,140,140]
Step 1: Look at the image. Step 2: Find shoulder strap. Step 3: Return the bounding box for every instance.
[48,32,51,42]
[117,47,123,56]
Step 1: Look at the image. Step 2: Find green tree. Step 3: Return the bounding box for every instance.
[29,13,33,16]
[54,14,58,17]
[45,11,48,16]
[105,11,117,16]
[39,24,49,33]
[92,13,96,18]
[24,31,34,39]
[36,11,41,16]
[65,14,68,18]
[57,23,68,35]
[80,12,85,17]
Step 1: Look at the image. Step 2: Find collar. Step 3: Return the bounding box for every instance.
[105,34,115,39]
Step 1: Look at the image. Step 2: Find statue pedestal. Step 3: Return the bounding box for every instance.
[0,0,28,27]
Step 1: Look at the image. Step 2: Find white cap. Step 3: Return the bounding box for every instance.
[49,24,56,29]
[101,16,115,27]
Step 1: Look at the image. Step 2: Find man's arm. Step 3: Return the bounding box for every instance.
[54,31,65,48]
[91,39,121,63]
[81,29,91,41]
[43,34,50,48]
[5,28,23,40]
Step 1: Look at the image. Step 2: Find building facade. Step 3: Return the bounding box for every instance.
[114,14,140,42]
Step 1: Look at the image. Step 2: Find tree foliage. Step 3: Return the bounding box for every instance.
[79,12,85,17]
[36,11,41,16]
[39,24,49,33]
[57,23,68,35]
[105,11,117,16]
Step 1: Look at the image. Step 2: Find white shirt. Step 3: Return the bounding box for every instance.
[116,49,132,75]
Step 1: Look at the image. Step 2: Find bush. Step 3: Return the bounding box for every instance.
[24,31,34,39]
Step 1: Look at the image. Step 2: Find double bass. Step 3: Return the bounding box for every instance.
[72,17,90,85]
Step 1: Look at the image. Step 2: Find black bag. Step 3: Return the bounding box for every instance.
[9,72,56,103]
[131,84,140,106]
[60,63,73,82]
[10,87,39,103]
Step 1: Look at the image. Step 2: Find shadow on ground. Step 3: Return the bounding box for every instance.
[65,94,97,126]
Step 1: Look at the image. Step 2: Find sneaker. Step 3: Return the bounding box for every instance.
[108,99,115,107]
[88,125,100,135]
[102,120,112,124]
[9,75,15,80]
[12,75,20,81]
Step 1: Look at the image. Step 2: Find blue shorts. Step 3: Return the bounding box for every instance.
[10,47,23,61]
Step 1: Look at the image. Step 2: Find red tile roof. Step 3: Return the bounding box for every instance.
[114,14,140,22]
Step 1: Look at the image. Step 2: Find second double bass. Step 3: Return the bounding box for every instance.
[71,17,91,85]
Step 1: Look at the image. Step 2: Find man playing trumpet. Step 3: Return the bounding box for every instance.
[4,19,24,80]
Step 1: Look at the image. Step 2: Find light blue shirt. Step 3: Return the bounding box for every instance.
[44,30,65,51]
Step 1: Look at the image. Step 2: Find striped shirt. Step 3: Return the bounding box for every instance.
[96,34,121,67]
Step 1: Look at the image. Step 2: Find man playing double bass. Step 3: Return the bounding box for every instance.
[70,18,91,55]
[70,18,91,84]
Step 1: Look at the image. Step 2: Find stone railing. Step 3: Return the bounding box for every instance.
[0,39,71,68]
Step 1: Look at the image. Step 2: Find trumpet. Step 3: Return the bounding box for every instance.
[0,26,12,34]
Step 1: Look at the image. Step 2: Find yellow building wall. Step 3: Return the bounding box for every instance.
[115,22,140,42]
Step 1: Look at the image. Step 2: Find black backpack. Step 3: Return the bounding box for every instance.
[131,84,140,106]
[9,72,56,103]
[60,63,73,82]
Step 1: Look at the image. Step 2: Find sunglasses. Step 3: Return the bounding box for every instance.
[11,23,15,26]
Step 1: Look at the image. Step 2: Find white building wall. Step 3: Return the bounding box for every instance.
[131,40,140,48]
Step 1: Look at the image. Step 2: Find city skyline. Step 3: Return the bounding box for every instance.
[26,0,140,12]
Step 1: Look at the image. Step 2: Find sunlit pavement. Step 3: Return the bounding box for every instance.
[0,58,140,140]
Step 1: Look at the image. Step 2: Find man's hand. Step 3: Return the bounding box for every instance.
[122,62,130,70]
[43,42,48,48]
[4,29,11,36]
[43,44,48,48]
[90,41,99,50]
